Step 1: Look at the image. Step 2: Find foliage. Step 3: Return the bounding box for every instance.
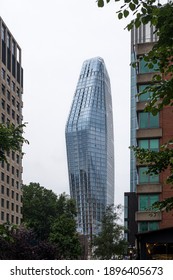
[97,0,173,212]
[0,123,29,162]
[0,224,59,260]
[22,183,82,259]
[22,182,58,240]
[93,205,127,259]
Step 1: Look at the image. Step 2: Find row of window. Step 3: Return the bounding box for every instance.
[1,211,20,224]
[1,185,21,200]
[1,81,22,99]
[1,112,21,124]
[1,198,21,213]
[1,24,20,60]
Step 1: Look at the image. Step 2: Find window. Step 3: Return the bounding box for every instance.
[11,190,14,199]
[1,68,5,79]
[138,112,159,128]
[7,163,10,171]
[138,167,159,184]
[138,139,159,151]
[12,110,15,119]
[6,200,9,209]
[11,203,14,211]
[17,115,20,124]
[1,113,5,123]
[1,99,5,109]
[138,85,152,102]
[7,104,10,115]
[6,213,9,222]
[1,172,4,181]
[2,84,5,95]
[138,221,159,232]
[16,193,19,201]
[1,185,4,194]
[1,25,5,41]
[16,169,19,177]
[139,194,159,211]
[12,96,15,106]
[138,57,158,74]
[7,33,10,48]
[12,41,15,55]
[12,81,15,91]
[7,75,10,86]
[6,188,10,197]
[12,166,15,174]
[12,151,15,160]
[1,198,4,207]
[1,211,4,221]
[7,90,10,101]
[11,215,14,223]
[6,175,9,184]
[16,154,19,164]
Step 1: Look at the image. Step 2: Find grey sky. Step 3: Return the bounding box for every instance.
[1,0,130,206]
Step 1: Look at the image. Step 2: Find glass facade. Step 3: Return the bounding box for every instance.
[65,57,114,236]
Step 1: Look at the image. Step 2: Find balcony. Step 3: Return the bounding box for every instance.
[135,211,162,221]
[136,184,162,194]
[136,128,162,138]
[136,42,155,56]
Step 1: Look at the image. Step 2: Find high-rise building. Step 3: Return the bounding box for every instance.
[65,57,114,236]
[125,23,173,246]
[0,18,23,225]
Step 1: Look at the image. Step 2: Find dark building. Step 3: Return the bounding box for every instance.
[124,192,138,246]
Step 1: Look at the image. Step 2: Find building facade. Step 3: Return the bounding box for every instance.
[0,18,23,225]
[125,23,173,246]
[65,57,114,236]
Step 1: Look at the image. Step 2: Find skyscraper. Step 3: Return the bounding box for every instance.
[125,23,173,247]
[0,18,23,225]
[66,57,114,236]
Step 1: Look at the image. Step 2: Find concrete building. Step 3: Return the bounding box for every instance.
[65,57,114,237]
[0,17,23,225]
[125,23,173,247]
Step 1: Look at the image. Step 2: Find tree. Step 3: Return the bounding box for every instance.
[97,0,173,212]
[22,183,58,240]
[93,205,127,259]
[0,123,29,162]
[0,223,59,260]
[49,193,82,259]
[22,183,82,259]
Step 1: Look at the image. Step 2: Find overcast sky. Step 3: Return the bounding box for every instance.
[1,0,131,206]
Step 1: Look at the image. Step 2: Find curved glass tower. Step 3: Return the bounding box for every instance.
[65,57,114,236]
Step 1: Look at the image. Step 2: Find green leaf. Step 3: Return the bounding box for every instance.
[118,12,123,19]
[129,2,136,11]
[134,18,141,28]
[98,0,104,7]
[133,0,139,4]
[124,9,129,18]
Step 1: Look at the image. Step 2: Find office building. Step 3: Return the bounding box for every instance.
[125,23,173,247]
[66,57,114,236]
[0,18,23,225]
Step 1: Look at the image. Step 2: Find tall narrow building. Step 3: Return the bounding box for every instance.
[66,57,114,236]
[0,18,23,225]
